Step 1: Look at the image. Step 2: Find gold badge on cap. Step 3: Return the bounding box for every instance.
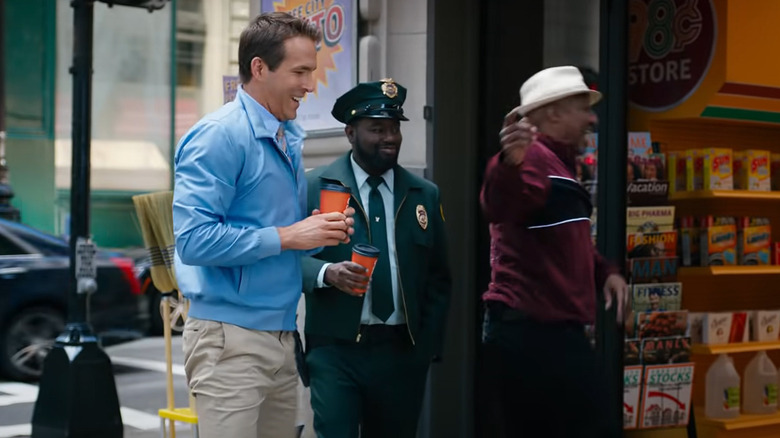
[381,78,398,99]
[416,205,428,230]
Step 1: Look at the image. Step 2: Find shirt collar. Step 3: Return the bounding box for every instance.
[536,133,578,174]
[350,153,394,194]
[237,84,283,139]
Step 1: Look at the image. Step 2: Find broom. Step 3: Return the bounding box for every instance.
[132,190,193,437]
[132,191,177,292]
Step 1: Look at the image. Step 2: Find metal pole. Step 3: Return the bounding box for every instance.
[31,1,123,436]
[597,0,628,435]
[0,0,21,222]
[69,0,95,324]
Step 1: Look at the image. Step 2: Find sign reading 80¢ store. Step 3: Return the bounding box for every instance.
[628,0,716,112]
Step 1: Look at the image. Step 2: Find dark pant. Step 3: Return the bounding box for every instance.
[481,303,616,438]
[305,326,430,438]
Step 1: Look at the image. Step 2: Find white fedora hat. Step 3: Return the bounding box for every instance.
[517,66,602,116]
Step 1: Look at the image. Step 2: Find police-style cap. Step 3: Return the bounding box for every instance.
[331,79,409,125]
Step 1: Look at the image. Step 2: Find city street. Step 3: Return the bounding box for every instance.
[0,337,194,438]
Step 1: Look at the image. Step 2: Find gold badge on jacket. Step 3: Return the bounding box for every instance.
[416,205,428,230]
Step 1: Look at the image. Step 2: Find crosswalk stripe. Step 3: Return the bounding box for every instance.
[0,382,38,407]
[120,407,161,430]
[0,424,31,438]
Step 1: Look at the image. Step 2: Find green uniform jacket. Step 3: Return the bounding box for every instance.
[301,152,452,359]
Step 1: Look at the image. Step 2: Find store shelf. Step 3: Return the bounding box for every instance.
[696,408,780,430]
[670,190,780,201]
[691,341,780,355]
[679,266,780,276]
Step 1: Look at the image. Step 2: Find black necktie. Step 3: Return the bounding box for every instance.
[367,175,394,322]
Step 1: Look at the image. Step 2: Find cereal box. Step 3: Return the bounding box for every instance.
[751,310,780,342]
[702,312,733,344]
[737,217,771,265]
[699,216,737,266]
[771,153,780,191]
[730,312,749,343]
[624,366,643,429]
[702,148,733,190]
[667,151,687,194]
[685,149,703,191]
[735,150,770,191]
[639,364,694,429]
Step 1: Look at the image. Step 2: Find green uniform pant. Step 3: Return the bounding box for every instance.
[305,339,430,438]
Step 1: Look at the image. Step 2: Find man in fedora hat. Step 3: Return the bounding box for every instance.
[480,66,628,437]
[300,79,452,438]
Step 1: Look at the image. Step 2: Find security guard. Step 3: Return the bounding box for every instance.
[301,79,452,438]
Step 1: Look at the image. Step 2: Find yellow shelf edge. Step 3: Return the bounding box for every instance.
[691,341,780,355]
[695,407,780,430]
[670,190,780,201]
[678,266,780,276]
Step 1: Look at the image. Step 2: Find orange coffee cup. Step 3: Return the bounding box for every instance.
[320,183,351,214]
[351,243,380,294]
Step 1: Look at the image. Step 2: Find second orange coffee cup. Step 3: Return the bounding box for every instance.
[320,183,351,214]
[351,243,380,294]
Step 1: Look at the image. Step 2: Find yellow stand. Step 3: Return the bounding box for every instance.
[131,191,198,437]
[157,293,198,438]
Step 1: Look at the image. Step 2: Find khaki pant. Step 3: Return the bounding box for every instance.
[182,317,298,438]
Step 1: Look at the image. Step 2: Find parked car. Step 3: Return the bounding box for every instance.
[0,218,147,381]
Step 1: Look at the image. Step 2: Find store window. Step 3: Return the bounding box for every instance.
[174,0,249,141]
[55,0,172,195]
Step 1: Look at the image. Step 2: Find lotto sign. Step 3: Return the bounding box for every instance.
[639,363,695,429]
[628,0,717,111]
[262,0,356,132]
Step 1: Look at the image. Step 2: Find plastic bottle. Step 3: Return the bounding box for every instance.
[705,354,741,419]
[743,351,778,414]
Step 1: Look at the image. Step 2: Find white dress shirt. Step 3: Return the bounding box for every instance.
[316,154,405,325]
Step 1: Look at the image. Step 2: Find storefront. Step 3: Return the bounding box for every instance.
[428,1,780,437]
[621,1,780,437]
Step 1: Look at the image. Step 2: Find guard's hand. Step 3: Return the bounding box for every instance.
[603,273,629,325]
[324,261,370,296]
[499,107,536,166]
[278,212,352,251]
